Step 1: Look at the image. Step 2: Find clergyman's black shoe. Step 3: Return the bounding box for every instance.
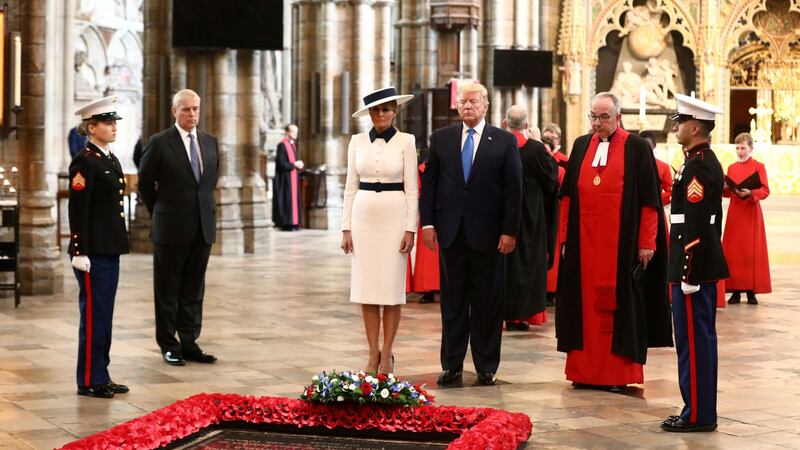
[419,292,435,304]
[105,381,129,394]
[728,292,741,304]
[185,351,218,364]
[163,351,186,366]
[77,385,114,398]
[660,417,717,432]
[505,321,531,331]
[437,369,463,387]
[747,292,758,305]
[477,372,497,386]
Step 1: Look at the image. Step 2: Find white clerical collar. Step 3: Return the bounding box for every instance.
[463,118,486,136]
[592,130,618,167]
[175,123,198,139]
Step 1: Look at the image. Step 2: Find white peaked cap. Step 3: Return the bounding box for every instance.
[74,96,123,121]
[671,93,723,121]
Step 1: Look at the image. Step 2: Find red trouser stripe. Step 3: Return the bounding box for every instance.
[686,292,698,423]
[84,271,93,387]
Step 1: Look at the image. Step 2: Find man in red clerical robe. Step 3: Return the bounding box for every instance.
[556,92,672,390]
[722,132,771,305]
[545,126,568,307]
[412,161,440,303]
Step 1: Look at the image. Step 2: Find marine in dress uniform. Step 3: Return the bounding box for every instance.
[68,96,130,398]
[662,94,729,432]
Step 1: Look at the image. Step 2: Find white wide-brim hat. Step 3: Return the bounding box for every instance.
[352,87,415,118]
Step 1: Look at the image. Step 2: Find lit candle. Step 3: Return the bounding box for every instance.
[14,36,22,107]
[639,85,646,124]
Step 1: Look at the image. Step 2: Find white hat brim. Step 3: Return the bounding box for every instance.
[352,94,415,118]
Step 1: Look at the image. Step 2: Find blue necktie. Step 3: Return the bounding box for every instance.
[188,133,201,182]
[462,128,475,182]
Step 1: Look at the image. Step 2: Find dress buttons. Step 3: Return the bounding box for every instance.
[119,189,124,195]
[119,201,124,206]
[682,276,686,280]
[685,255,689,259]
[119,178,123,183]
[678,234,682,239]
[120,212,124,218]
[75,251,80,255]
[683,265,687,269]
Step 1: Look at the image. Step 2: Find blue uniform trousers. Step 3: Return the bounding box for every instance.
[671,282,718,425]
[74,255,119,387]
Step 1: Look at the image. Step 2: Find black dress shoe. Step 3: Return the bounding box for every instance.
[505,321,530,331]
[746,292,758,305]
[185,351,218,363]
[477,372,497,386]
[163,351,186,366]
[77,385,114,398]
[105,382,129,394]
[660,417,717,432]
[728,292,741,304]
[437,369,463,386]
[546,293,556,307]
[608,385,627,393]
[419,292,435,304]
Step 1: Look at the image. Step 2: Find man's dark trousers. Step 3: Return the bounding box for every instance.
[440,223,503,374]
[154,225,212,356]
[672,282,718,425]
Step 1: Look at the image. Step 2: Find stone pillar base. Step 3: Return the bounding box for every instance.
[240,181,270,254]
[214,179,244,256]
[19,192,63,295]
[129,200,153,254]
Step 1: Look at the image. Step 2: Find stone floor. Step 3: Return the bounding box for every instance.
[1,196,799,449]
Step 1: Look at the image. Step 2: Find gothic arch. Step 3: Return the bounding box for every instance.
[75,25,109,97]
[720,0,800,60]
[587,0,699,64]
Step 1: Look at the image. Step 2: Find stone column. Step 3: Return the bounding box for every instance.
[211,50,244,255]
[351,0,375,133]
[15,0,62,294]
[373,1,393,89]
[238,51,270,254]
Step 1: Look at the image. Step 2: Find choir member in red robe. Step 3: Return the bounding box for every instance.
[556,92,672,391]
[412,162,440,303]
[273,124,304,230]
[639,131,673,206]
[722,132,771,304]
[501,106,559,331]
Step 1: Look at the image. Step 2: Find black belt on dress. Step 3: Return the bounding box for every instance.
[359,182,404,192]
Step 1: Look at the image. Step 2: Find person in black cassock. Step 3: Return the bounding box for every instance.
[273,124,304,230]
[500,105,559,331]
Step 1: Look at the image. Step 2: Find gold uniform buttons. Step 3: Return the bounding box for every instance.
[118,178,123,183]
[119,189,124,195]
[75,251,81,255]
[120,212,125,218]
[119,201,124,206]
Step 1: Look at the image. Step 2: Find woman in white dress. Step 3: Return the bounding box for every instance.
[341,87,418,374]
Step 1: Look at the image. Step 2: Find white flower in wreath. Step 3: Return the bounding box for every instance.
[419,395,426,403]
[380,388,390,399]
[337,396,344,401]
[312,375,319,382]
[388,373,395,381]
[351,374,360,382]
[365,375,374,384]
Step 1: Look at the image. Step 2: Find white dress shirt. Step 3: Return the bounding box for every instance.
[461,118,486,162]
[175,123,204,174]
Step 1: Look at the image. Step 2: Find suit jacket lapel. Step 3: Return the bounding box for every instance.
[466,125,493,185]
[168,127,197,183]
[198,132,213,179]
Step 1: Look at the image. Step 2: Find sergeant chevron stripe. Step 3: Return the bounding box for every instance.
[686,177,704,203]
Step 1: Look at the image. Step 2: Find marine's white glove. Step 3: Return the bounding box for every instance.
[72,255,91,273]
[681,282,699,295]
[294,160,305,170]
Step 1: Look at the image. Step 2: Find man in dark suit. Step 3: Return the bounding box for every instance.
[138,89,219,366]
[420,82,522,386]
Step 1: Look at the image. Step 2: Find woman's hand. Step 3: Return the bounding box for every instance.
[341,231,354,254]
[736,188,751,199]
[399,231,415,253]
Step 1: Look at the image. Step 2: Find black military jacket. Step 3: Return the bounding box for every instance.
[68,142,130,256]
[668,142,729,284]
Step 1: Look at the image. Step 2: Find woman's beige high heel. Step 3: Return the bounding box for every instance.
[366,351,381,373]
